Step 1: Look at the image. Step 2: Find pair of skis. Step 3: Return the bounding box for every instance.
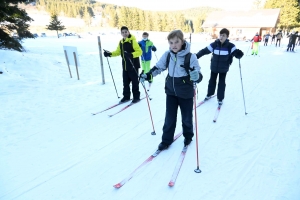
[92,97,146,117]
[113,132,188,188]
[196,95,222,123]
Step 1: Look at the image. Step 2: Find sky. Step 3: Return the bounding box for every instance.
[97,0,262,11]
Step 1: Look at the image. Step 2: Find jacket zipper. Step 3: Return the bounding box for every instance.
[172,54,178,96]
[121,42,127,71]
[216,42,221,72]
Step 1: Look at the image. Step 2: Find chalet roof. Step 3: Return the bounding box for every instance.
[202,9,280,28]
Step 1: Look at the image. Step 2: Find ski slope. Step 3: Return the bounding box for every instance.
[0,33,299,200]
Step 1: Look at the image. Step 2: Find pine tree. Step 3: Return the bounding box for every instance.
[108,6,117,27]
[144,11,152,31]
[176,14,186,30]
[161,13,168,31]
[193,17,204,33]
[152,12,162,31]
[264,0,300,29]
[0,0,34,51]
[138,10,145,31]
[166,16,175,31]
[46,13,66,38]
[118,6,128,28]
[83,6,92,26]
[131,8,139,31]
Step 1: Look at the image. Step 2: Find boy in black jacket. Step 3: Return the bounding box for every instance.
[195,28,244,105]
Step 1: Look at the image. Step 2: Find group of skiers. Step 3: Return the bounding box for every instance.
[249,29,300,55]
[103,26,244,151]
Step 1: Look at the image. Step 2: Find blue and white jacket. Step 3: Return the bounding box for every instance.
[196,39,237,73]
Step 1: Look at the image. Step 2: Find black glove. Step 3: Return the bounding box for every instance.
[139,71,152,83]
[103,50,111,57]
[152,46,157,52]
[195,53,200,59]
[199,73,203,82]
[124,51,133,59]
[234,49,244,59]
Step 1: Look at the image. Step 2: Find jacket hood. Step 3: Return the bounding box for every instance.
[121,34,137,43]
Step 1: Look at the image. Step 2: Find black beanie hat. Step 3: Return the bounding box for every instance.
[121,26,129,31]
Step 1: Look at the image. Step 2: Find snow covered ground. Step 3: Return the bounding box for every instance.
[0,34,300,200]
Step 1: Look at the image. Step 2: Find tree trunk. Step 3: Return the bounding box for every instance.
[57,30,59,38]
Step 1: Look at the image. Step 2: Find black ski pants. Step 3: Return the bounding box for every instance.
[287,43,296,51]
[276,39,281,47]
[207,71,227,101]
[122,69,140,100]
[162,95,194,145]
[264,38,269,46]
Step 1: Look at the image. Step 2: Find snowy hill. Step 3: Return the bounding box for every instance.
[0,34,299,200]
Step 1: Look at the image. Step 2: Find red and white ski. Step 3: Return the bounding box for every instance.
[108,97,146,117]
[168,145,188,187]
[213,105,222,122]
[113,131,183,189]
[196,94,217,108]
[91,100,130,115]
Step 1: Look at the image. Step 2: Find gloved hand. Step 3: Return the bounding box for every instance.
[152,46,157,52]
[139,71,152,83]
[195,53,200,59]
[103,50,111,57]
[234,49,244,59]
[190,70,199,82]
[124,51,133,59]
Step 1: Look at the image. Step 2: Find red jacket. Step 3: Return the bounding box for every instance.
[252,35,262,42]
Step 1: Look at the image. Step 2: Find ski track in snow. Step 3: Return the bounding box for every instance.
[0,36,300,200]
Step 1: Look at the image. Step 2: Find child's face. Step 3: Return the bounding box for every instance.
[219,33,228,43]
[121,29,130,39]
[142,35,148,40]
[168,37,183,53]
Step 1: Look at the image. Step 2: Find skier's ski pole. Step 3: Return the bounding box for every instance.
[246,42,251,56]
[238,59,248,115]
[154,52,158,61]
[125,52,156,135]
[193,81,201,173]
[104,54,120,99]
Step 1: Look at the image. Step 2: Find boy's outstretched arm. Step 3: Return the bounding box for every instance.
[195,45,213,59]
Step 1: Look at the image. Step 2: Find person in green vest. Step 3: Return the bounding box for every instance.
[138,32,157,91]
[251,32,262,55]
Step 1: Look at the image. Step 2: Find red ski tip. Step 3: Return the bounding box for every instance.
[113,183,122,188]
[168,181,175,187]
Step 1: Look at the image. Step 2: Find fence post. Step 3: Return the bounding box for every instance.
[64,50,72,78]
[73,52,80,80]
[98,36,105,84]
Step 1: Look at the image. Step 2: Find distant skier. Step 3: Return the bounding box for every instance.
[271,33,276,44]
[138,32,157,91]
[140,29,202,150]
[195,28,244,106]
[275,30,283,47]
[263,32,271,46]
[251,32,261,55]
[287,31,298,52]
